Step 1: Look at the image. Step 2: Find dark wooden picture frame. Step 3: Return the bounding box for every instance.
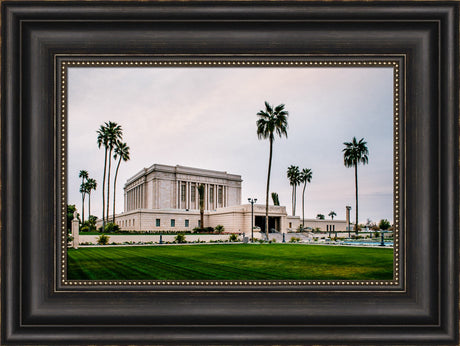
[2,1,458,345]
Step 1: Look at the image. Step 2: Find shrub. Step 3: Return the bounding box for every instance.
[97,234,110,245]
[80,225,89,232]
[289,237,300,243]
[271,238,277,243]
[229,233,238,242]
[214,225,225,234]
[67,235,74,243]
[205,226,214,233]
[174,233,186,243]
[104,222,120,233]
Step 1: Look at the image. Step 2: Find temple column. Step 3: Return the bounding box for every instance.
[187,182,191,209]
[205,184,208,210]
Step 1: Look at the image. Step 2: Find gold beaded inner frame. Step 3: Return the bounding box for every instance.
[57,57,403,290]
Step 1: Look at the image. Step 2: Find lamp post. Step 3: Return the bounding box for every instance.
[248,198,257,243]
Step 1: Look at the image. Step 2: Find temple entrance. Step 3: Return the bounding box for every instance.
[255,216,281,233]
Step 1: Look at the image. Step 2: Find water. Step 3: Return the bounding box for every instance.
[341,241,393,247]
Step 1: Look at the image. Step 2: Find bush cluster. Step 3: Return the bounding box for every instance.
[97,234,110,245]
[192,227,215,234]
[228,233,238,242]
[174,233,187,243]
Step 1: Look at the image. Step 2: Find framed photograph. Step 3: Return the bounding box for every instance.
[2,1,458,345]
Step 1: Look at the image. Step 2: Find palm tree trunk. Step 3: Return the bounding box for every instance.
[293,184,296,216]
[106,148,113,224]
[112,158,122,224]
[355,164,359,234]
[265,138,273,239]
[102,149,108,230]
[88,191,91,217]
[81,193,85,224]
[200,210,204,229]
[302,183,306,229]
[291,185,294,216]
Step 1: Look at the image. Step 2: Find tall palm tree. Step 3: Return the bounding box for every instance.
[112,141,130,223]
[97,121,123,228]
[257,101,289,239]
[271,192,280,206]
[85,178,97,219]
[197,184,205,229]
[287,165,301,216]
[328,211,336,220]
[299,168,312,229]
[343,137,369,234]
[97,125,109,228]
[78,170,88,223]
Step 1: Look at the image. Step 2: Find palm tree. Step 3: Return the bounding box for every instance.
[97,125,109,228]
[97,121,123,228]
[79,183,88,224]
[287,165,301,216]
[112,141,130,223]
[257,101,289,239]
[343,137,369,234]
[300,168,313,229]
[78,170,88,223]
[271,192,280,206]
[85,178,97,219]
[197,184,205,229]
[328,211,336,220]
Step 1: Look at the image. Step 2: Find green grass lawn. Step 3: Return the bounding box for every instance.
[67,244,393,280]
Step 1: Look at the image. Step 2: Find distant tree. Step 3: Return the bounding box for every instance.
[300,168,313,229]
[316,214,325,220]
[343,137,369,234]
[257,101,289,239]
[271,192,280,206]
[197,184,205,229]
[370,222,379,231]
[287,165,301,216]
[112,141,130,223]
[328,211,337,220]
[378,219,391,230]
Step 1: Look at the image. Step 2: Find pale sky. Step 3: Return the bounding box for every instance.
[68,66,394,223]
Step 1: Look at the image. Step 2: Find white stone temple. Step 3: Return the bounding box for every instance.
[106,164,347,234]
